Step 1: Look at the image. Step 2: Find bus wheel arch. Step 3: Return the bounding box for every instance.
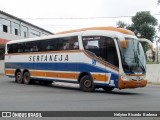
[78,72,95,92]
[102,87,114,92]
[23,70,31,84]
[15,69,23,83]
[78,72,91,83]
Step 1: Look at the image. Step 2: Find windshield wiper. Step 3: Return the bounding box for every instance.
[121,54,132,72]
[133,50,145,73]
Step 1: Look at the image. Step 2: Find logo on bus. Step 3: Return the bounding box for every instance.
[29,54,69,62]
[92,59,96,65]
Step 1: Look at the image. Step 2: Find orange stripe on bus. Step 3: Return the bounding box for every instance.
[56,27,134,35]
[30,71,108,82]
[5,69,109,82]
[30,71,79,80]
[5,69,15,75]
[92,74,109,82]
[126,74,145,76]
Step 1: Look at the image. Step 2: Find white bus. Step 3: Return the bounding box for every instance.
[5,27,151,92]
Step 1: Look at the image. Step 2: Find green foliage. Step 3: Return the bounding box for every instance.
[116,20,128,28]
[117,11,158,53]
[130,11,157,53]
[132,11,157,27]
[158,0,160,5]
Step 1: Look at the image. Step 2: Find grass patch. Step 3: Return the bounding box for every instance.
[146,61,158,64]
[148,82,160,85]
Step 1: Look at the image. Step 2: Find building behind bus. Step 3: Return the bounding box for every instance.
[0,10,53,60]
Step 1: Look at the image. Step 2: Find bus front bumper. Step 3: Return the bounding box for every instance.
[118,76,147,89]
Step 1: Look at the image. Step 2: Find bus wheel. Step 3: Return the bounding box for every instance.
[23,72,31,84]
[15,71,23,83]
[80,75,95,92]
[102,87,114,92]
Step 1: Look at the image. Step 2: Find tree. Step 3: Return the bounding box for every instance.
[130,11,157,53]
[116,11,158,53]
[116,20,128,28]
[158,0,160,5]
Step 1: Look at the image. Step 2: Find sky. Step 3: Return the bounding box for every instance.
[0,0,160,34]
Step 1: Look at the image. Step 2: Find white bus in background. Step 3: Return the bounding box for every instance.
[5,27,152,92]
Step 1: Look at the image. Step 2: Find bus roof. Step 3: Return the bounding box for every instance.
[56,26,135,35]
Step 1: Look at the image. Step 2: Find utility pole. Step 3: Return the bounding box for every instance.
[155,36,160,64]
[157,40,159,64]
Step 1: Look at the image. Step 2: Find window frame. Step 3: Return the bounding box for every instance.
[3,25,8,33]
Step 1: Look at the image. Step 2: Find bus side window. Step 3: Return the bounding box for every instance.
[68,36,79,50]
[7,44,13,53]
[74,42,79,49]
[30,46,38,52]
[12,43,21,53]
[31,42,39,52]
[83,36,119,67]
[24,42,31,52]
[46,44,54,50]
[39,39,58,52]
[17,43,24,53]
[63,42,70,50]
[24,41,39,52]
[58,36,79,50]
[18,49,23,53]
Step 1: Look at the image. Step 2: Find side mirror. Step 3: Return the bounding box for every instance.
[120,40,127,49]
[139,38,154,52]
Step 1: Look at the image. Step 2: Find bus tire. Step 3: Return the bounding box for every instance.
[23,72,31,85]
[102,87,114,92]
[15,71,23,83]
[80,75,95,92]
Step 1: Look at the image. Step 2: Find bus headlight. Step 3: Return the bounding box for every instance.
[121,75,128,81]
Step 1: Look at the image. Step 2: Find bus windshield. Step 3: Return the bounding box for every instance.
[119,38,146,74]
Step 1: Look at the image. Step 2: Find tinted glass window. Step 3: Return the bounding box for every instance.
[15,29,18,35]
[7,44,13,53]
[24,41,39,52]
[3,25,8,33]
[8,43,23,53]
[39,39,58,51]
[58,36,79,50]
[83,36,119,67]
[7,36,79,54]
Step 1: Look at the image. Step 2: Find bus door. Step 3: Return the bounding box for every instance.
[83,36,110,85]
[104,37,119,87]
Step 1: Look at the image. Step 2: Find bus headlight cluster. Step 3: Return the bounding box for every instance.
[121,75,128,81]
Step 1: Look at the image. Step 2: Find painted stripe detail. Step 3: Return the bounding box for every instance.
[5,69,111,83]
[92,74,108,82]
[126,74,145,76]
[30,71,78,79]
[5,62,118,74]
[5,69,15,75]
